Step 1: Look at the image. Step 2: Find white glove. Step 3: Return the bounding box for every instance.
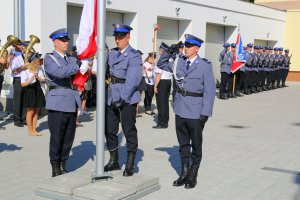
[80,59,89,75]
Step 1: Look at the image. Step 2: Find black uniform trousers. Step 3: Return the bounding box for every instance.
[243,70,251,92]
[220,72,230,94]
[156,79,171,127]
[0,75,4,95]
[282,69,289,86]
[105,103,138,153]
[13,77,26,124]
[228,71,241,93]
[175,115,203,165]
[48,110,77,163]
[239,71,246,91]
[267,70,274,86]
[144,84,154,112]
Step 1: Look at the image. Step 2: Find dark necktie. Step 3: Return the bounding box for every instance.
[64,56,68,63]
[117,52,121,58]
[186,60,191,71]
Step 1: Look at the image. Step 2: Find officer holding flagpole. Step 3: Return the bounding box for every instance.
[104,24,143,177]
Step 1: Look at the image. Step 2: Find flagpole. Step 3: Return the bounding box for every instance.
[93,0,111,181]
[233,74,236,93]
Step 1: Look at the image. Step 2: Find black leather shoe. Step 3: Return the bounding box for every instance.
[219,93,229,100]
[185,164,200,189]
[123,152,136,177]
[104,150,121,172]
[173,162,190,187]
[14,123,24,127]
[235,91,243,97]
[152,125,168,129]
[51,162,61,177]
[60,161,68,175]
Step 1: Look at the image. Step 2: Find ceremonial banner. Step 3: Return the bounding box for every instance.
[76,0,98,59]
[73,0,97,91]
[231,33,246,73]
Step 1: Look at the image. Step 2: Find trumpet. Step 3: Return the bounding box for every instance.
[0,35,19,72]
[24,35,40,63]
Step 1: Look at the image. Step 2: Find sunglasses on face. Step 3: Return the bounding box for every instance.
[58,38,69,43]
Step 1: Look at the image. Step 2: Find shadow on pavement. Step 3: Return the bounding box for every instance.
[67,141,96,172]
[36,121,49,132]
[78,113,94,123]
[262,166,300,200]
[67,140,144,174]
[155,146,181,175]
[0,143,23,153]
[226,125,249,129]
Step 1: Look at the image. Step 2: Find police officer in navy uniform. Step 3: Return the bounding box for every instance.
[219,43,231,99]
[157,34,215,189]
[282,49,290,87]
[104,24,143,177]
[44,28,81,177]
[244,43,253,94]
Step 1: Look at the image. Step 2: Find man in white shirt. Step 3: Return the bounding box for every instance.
[10,40,29,127]
[153,42,173,129]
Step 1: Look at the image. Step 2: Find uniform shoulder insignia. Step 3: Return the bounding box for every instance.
[130,49,138,54]
[202,58,211,64]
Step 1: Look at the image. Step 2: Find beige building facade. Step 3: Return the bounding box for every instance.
[256,0,300,81]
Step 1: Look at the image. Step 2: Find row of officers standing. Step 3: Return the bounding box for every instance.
[219,43,291,99]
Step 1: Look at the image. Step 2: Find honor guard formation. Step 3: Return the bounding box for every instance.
[0,22,291,190]
[219,43,291,99]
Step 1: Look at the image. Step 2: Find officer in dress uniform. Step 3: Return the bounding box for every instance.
[219,43,231,99]
[256,46,263,92]
[157,34,215,189]
[227,43,240,98]
[244,43,253,95]
[104,24,143,177]
[267,47,275,89]
[282,49,290,87]
[260,47,269,91]
[277,47,284,87]
[273,47,280,89]
[153,42,173,129]
[251,46,259,93]
[44,28,81,177]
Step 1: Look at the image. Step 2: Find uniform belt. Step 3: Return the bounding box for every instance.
[49,85,72,90]
[110,76,126,84]
[177,87,203,97]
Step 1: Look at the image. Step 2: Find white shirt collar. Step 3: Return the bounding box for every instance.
[187,55,197,65]
[55,50,66,58]
[119,45,129,54]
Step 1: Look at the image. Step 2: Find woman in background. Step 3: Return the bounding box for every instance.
[143,52,156,115]
[21,53,46,136]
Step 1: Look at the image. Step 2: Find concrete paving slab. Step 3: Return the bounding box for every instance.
[112,173,159,192]
[73,181,137,200]
[36,172,91,199]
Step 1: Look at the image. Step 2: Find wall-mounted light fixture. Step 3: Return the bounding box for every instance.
[175,7,180,17]
[223,16,227,23]
[267,32,270,39]
[107,0,112,5]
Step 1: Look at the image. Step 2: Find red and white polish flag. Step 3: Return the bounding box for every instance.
[76,0,98,60]
[73,0,97,92]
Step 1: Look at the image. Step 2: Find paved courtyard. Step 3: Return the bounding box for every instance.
[1,82,300,200]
